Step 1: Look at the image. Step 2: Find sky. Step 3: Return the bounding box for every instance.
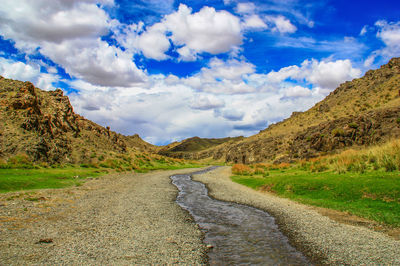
[0,0,399,145]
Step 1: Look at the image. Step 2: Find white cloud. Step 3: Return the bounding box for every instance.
[66,55,357,144]
[183,58,256,94]
[0,57,59,90]
[176,46,198,62]
[221,109,245,121]
[265,15,297,34]
[40,38,146,87]
[306,59,361,89]
[360,25,368,36]
[266,58,361,91]
[136,24,170,60]
[242,15,268,29]
[190,94,225,110]
[376,20,400,56]
[236,3,256,14]
[165,4,243,56]
[0,0,146,87]
[119,4,243,61]
[0,0,111,50]
[364,20,400,67]
[283,86,311,98]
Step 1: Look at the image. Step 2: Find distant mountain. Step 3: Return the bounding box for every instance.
[165,57,400,163]
[0,76,155,164]
[158,136,244,158]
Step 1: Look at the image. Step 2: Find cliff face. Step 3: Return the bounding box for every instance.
[0,77,154,163]
[163,57,400,163]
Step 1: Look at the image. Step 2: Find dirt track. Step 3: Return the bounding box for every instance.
[0,169,207,265]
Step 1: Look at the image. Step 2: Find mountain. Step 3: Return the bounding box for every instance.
[158,136,244,159]
[163,57,400,163]
[0,76,155,164]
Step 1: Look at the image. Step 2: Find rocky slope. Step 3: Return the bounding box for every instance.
[0,76,155,164]
[166,57,400,163]
[158,136,243,158]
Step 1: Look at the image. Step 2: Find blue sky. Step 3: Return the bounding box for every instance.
[0,0,399,145]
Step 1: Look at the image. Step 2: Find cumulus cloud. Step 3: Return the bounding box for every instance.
[221,109,245,121]
[0,0,111,49]
[283,86,311,98]
[242,15,268,29]
[0,57,59,90]
[265,15,297,34]
[190,95,225,110]
[166,4,242,58]
[183,58,256,94]
[136,25,171,60]
[235,3,256,14]
[67,55,354,144]
[0,0,146,87]
[118,4,243,61]
[266,58,361,91]
[364,20,400,67]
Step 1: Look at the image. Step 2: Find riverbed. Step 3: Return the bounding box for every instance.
[171,168,310,265]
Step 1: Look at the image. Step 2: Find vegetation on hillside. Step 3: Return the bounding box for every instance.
[0,152,204,193]
[158,136,243,158]
[231,140,400,226]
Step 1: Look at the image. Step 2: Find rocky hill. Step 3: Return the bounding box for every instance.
[158,136,244,158]
[165,57,400,163]
[0,76,155,164]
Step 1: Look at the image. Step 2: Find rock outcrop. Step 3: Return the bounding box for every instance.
[0,77,154,163]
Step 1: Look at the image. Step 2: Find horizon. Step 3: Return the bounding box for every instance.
[0,0,399,145]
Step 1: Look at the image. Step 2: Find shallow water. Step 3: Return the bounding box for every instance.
[171,168,310,265]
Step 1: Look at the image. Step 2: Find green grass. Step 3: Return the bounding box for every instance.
[0,167,107,193]
[133,161,204,172]
[231,168,400,226]
[0,160,205,192]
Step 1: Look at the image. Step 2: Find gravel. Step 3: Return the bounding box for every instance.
[193,166,400,265]
[0,169,207,265]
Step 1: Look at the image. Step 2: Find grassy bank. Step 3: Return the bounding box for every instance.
[0,153,205,193]
[231,140,400,226]
[0,167,107,193]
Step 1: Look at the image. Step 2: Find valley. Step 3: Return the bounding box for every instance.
[0,58,399,265]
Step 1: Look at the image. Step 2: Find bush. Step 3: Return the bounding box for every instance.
[254,167,265,175]
[348,123,359,129]
[100,159,120,169]
[332,128,345,137]
[232,164,253,175]
[382,156,397,172]
[7,154,34,168]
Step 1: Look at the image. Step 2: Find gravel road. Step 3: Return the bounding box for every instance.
[0,169,207,265]
[193,166,400,265]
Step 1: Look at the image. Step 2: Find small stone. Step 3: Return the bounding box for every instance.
[206,244,213,249]
[36,238,53,244]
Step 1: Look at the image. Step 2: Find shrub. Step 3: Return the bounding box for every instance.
[254,167,265,175]
[382,156,397,172]
[232,164,253,175]
[100,159,120,169]
[332,128,345,137]
[348,123,359,129]
[7,154,34,168]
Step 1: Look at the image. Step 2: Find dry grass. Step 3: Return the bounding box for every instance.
[328,139,400,173]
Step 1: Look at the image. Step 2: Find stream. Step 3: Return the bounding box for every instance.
[170,168,311,265]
